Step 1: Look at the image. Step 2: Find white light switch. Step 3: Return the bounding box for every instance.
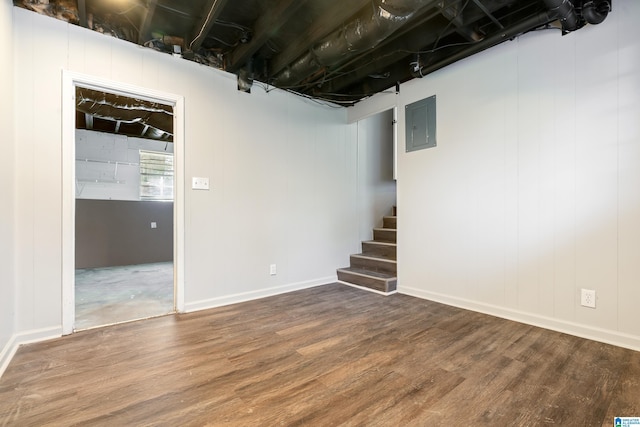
[150,222,157,229]
[192,177,210,190]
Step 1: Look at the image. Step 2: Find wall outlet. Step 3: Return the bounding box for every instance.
[192,177,210,190]
[270,264,277,276]
[150,222,157,229]
[581,289,596,308]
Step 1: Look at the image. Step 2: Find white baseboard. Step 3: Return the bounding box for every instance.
[184,276,336,313]
[399,285,640,352]
[0,326,62,378]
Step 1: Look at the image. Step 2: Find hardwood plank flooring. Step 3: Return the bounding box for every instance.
[1,283,639,426]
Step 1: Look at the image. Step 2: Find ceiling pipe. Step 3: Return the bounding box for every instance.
[542,0,579,32]
[273,0,439,88]
[582,0,611,25]
[411,11,555,78]
[411,0,612,79]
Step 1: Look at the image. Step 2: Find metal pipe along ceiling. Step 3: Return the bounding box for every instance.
[411,0,611,79]
[582,0,611,25]
[273,0,439,87]
[542,0,579,31]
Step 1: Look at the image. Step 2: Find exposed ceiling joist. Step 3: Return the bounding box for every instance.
[269,0,372,76]
[13,0,611,108]
[188,0,232,53]
[138,0,158,45]
[77,0,86,27]
[470,0,504,29]
[226,0,309,73]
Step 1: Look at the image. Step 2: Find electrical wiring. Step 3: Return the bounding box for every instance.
[214,19,251,32]
[250,79,356,108]
[189,0,221,51]
[427,0,471,63]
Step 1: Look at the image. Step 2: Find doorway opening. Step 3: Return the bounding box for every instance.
[62,72,185,334]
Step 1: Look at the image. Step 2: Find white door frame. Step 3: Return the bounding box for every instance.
[61,70,185,335]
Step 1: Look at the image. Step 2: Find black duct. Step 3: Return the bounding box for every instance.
[273,0,439,87]
[582,0,611,25]
[542,0,580,31]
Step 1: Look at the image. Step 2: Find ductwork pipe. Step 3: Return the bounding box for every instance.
[542,0,579,32]
[411,11,555,78]
[411,0,610,79]
[582,0,611,25]
[274,0,438,87]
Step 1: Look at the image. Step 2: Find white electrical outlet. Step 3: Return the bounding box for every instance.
[192,177,210,190]
[581,289,596,308]
[150,222,157,229]
[270,264,277,276]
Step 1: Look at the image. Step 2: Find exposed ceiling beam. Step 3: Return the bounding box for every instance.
[438,0,483,42]
[138,0,158,44]
[269,0,372,76]
[188,0,232,52]
[226,0,310,73]
[77,0,87,27]
[471,0,504,29]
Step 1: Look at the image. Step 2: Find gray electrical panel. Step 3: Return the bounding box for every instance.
[405,95,436,152]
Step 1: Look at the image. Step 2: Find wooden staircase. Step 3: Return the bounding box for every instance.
[337,207,397,294]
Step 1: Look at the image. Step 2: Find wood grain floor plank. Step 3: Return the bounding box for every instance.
[1,283,639,426]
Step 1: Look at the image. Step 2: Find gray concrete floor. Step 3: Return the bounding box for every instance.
[75,262,174,330]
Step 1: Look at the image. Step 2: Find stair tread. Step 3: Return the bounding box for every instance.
[363,240,396,246]
[352,253,396,263]
[337,267,397,280]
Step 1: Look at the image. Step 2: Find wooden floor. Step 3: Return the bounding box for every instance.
[1,284,639,426]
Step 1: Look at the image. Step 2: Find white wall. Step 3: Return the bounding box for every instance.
[76,129,174,201]
[356,110,396,241]
[351,0,640,350]
[11,8,358,335]
[0,0,16,372]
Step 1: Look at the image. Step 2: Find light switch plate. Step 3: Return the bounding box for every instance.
[192,177,210,190]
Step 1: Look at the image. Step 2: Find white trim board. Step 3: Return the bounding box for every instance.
[185,277,336,313]
[0,327,62,378]
[61,70,186,335]
[399,286,640,352]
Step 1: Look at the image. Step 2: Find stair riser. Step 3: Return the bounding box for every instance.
[350,256,396,275]
[362,242,396,259]
[373,229,396,243]
[337,271,397,293]
[383,217,397,229]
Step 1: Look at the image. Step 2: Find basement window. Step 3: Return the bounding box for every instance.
[139,150,174,201]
